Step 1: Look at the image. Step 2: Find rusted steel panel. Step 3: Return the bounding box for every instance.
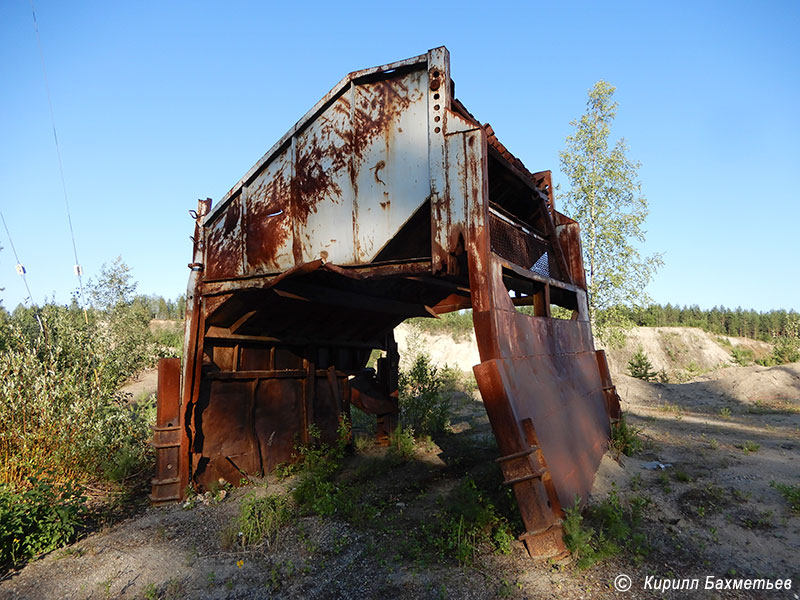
[205,68,431,281]
[205,195,243,280]
[243,152,294,274]
[555,211,587,290]
[479,353,610,505]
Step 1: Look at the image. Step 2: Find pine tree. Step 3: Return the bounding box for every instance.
[628,346,657,381]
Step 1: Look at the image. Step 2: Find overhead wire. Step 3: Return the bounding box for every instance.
[0,209,44,333]
[28,0,87,322]
[0,210,36,306]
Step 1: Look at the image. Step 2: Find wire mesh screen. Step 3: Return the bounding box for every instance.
[489,214,554,278]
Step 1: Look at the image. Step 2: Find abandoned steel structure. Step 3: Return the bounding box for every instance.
[152,47,621,559]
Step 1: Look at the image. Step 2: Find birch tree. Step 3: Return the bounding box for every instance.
[559,81,662,341]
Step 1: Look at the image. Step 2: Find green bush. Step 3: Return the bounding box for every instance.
[730,346,754,366]
[628,347,657,381]
[0,475,86,569]
[0,311,154,486]
[609,415,644,457]
[399,351,451,437]
[387,425,416,462]
[291,422,349,516]
[563,488,649,568]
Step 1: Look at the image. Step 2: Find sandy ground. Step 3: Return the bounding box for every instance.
[2,328,798,599]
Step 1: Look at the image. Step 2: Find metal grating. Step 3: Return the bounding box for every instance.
[531,252,549,278]
[490,213,552,274]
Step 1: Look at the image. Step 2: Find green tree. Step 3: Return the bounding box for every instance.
[89,256,137,310]
[559,81,662,340]
[628,346,657,382]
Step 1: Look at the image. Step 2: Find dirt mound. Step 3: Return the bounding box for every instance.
[395,323,481,373]
[604,327,772,380]
[694,362,800,404]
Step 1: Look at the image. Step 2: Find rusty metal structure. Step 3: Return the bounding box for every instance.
[151,47,621,559]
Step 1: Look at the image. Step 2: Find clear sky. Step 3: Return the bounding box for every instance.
[1,1,798,313]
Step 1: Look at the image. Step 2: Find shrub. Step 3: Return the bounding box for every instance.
[398,351,451,436]
[0,475,86,569]
[0,260,158,489]
[609,415,643,457]
[0,310,155,487]
[628,347,657,381]
[291,421,349,516]
[562,488,649,568]
[730,346,754,366]
[387,425,416,462]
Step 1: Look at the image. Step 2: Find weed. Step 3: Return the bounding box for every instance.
[291,419,350,517]
[673,469,692,483]
[142,583,157,600]
[433,478,514,565]
[708,438,720,450]
[608,415,643,457]
[353,434,371,452]
[657,471,672,493]
[658,402,681,414]
[163,577,185,600]
[685,360,703,375]
[562,497,595,567]
[718,407,731,418]
[738,509,774,530]
[236,493,291,547]
[678,484,734,519]
[387,425,416,462]
[770,481,800,513]
[736,441,760,453]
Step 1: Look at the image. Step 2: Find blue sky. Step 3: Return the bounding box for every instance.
[1,1,798,312]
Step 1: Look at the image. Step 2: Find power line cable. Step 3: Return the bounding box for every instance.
[28,0,87,316]
[0,209,36,306]
[1,209,45,333]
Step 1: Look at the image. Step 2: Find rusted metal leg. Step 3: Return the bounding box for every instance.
[150,358,184,504]
[596,350,622,423]
[375,332,400,445]
[475,360,568,560]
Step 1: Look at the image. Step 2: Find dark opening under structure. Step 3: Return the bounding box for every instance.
[151,47,621,560]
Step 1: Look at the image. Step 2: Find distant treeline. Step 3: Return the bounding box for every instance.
[5,293,187,323]
[132,293,186,321]
[610,304,798,342]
